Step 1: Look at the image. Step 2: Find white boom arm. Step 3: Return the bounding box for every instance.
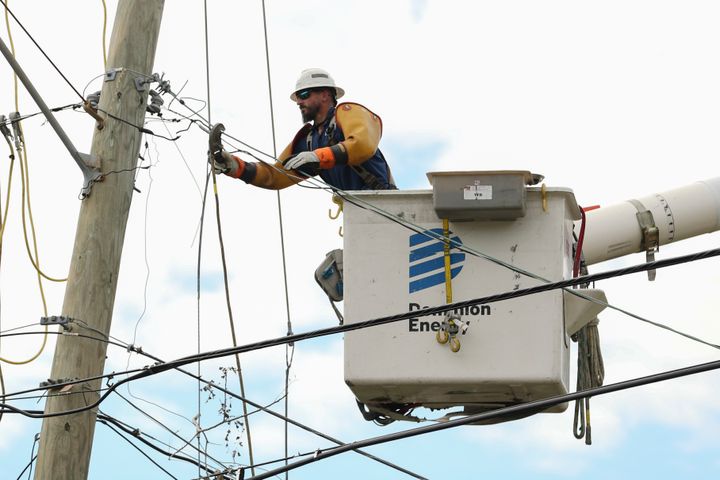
[580,178,720,266]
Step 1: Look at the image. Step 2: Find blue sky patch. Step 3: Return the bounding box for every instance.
[381,136,448,189]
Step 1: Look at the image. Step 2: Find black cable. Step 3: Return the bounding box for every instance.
[0,0,84,100]
[98,413,232,479]
[14,455,37,480]
[101,420,179,479]
[114,391,229,472]
[2,246,719,411]
[0,103,82,126]
[0,334,426,478]
[96,108,180,142]
[250,357,720,479]
[14,433,38,480]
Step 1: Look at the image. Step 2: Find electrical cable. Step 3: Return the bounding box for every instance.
[2,246,718,417]
[160,120,203,200]
[199,4,213,477]
[98,416,233,479]
[250,357,720,479]
[0,21,50,365]
[14,432,37,480]
[100,0,107,67]
[0,334,428,479]
[148,360,425,479]
[96,107,181,141]
[259,5,295,477]
[0,0,84,101]
[101,420,181,479]
[114,391,228,472]
[3,0,18,107]
[0,103,82,126]
[17,131,68,282]
[203,1,255,473]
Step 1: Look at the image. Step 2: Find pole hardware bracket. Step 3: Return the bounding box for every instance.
[39,377,75,389]
[104,68,122,82]
[629,199,660,281]
[40,315,72,327]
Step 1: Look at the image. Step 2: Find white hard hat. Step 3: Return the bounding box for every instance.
[290,68,345,101]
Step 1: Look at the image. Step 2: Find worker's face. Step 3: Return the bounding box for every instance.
[296,88,325,123]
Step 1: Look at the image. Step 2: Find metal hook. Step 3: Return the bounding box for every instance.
[328,194,343,220]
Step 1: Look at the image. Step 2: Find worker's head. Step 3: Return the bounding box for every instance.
[291,68,344,122]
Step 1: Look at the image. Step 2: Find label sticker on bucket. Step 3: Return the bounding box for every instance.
[463,184,492,200]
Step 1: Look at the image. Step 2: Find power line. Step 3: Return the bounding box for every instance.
[0,332,426,478]
[0,0,84,101]
[2,246,719,411]
[101,420,180,480]
[249,357,720,479]
[13,432,38,480]
[97,413,232,479]
[114,391,229,472]
[259,5,295,479]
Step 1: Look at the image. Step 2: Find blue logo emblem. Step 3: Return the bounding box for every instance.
[409,228,465,293]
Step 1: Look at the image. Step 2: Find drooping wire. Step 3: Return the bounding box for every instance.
[0,8,49,365]
[206,126,717,357]
[4,247,719,418]
[101,420,180,479]
[13,432,38,480]
[259,1,294,476]
[114,391,228,472]
[203,0,255,473]
[97,413,230,479]
[0,330,426,479]
[17,124,67,282]
[249,358,720,480]
[100,0,108,67]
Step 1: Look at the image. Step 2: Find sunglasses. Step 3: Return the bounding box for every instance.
[295,88,317,100]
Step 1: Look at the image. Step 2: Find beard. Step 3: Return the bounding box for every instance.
[300,104,318,123]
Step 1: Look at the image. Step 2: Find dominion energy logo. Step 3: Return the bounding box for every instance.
[408,228,490,333]
[408,228,465,293]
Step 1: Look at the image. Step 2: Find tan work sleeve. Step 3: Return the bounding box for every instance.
[334,103,383,166]
[235,125,312,190]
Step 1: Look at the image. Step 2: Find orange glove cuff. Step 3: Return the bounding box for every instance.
[314,147,336,169]
[229,154,245,179]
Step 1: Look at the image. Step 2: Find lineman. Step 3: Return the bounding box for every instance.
[210,68,396,190]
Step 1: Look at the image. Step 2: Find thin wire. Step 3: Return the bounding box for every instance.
[17,132,67,282]
[102,421,180,479]
[250,357,720,480]
[203,0,255,472]
[0,19,49,365]
[2,246,718,407]
[13,455,36,480]
[114,391,228,471]
[96,107,180,141]
[0,0,84,101]
[200,3,212,477]
[259,2,294,476]
[97,414,230,478]
[0,103,82,126]
[159,120,203,200]
[100,0,108,67]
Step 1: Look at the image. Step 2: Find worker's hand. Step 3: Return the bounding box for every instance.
[284,151,320,172]
[208,149,242,177]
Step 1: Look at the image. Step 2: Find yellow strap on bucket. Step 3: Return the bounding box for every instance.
[443,218,452,304]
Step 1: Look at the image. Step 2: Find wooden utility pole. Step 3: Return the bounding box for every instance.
[34,1,164,478]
